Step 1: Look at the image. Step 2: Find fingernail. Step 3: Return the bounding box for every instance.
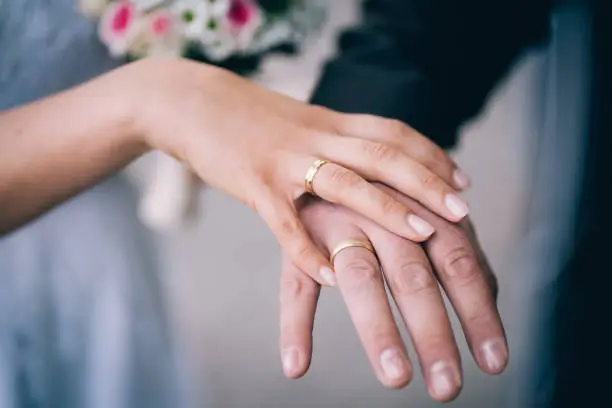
[282,347,301,376]
[453,168,471,190]
[380,349,408,381]
[481,339,507,373]
[444,194,469,220]
[430,361,461,400]
[320,266,336,287]
[407,214,435,237]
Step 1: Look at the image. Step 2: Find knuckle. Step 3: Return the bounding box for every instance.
[329,166,361,189]
[362,140,397,161]
[442,248,480,285]
[391,262,436,296]
[280,277,318,303]
[466,305,495,328]
[292,241,315,265]
[378,193,402,215]
[279,217,299,237]
[342,258,380,289]
[419,171,442,189]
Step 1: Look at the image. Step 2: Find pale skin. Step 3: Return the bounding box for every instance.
[0,57,501,401]
[0,57,469,285]
[280,186,507,402]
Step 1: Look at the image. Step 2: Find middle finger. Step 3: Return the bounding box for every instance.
[364,223,462,402]
[318,136,470,222]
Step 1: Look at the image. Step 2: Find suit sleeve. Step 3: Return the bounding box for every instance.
[311,0,553,149]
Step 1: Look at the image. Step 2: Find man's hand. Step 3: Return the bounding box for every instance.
[278,185,506,402]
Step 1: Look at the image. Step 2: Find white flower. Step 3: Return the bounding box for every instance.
[188,0,265,61]
[173,0,231,42]
[239,0,326,56]
[128,9,185,58]
[88,0,328,62]
[201,34,238,61]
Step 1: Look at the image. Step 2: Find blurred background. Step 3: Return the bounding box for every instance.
[127,1,549,406]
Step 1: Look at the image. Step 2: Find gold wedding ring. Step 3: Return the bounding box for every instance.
[304,159,329,196]
[330,239,377,266]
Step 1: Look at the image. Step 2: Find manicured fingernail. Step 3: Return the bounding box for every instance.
[407,214,435,237]
[481,339,507,373]
[282,347,301,376]
[380,349,408,381]
[444,194,469,220]
[453,168,471,189]
[430,361,461,400]
[320,266,336,287]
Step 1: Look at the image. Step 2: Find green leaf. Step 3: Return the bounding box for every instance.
[182,10,195,23]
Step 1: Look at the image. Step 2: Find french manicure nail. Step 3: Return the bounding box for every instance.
[445,194,469,220]
[407,214,435,237]
[453,168,472,189]
[481,339,507,372]
[320,266,336,287]
[282,347,300,376]
[430,361,461,400]
[380,349,408,381]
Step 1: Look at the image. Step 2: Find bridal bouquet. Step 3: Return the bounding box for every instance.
[80,0,325,64]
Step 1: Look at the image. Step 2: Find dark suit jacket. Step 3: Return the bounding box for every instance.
[311,1,611,407]
[312,0,554,149]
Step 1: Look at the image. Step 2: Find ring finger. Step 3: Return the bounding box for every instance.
[289,158,436,242]
[326,229,412,388]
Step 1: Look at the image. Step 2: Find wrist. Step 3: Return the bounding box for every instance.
[94,62,153,157]
[121,58,221,156]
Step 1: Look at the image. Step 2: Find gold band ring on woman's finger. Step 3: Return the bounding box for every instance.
[304,159,330,196]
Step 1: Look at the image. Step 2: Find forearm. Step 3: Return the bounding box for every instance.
[0,70,145,234]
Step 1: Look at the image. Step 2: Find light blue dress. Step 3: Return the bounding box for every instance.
[0,1,192,407]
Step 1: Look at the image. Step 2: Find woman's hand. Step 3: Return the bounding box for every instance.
[0,56,469,285]
[121,58,471,286]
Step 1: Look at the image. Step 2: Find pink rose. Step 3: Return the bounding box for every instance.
[99,0,141,57]
[149,11,174,38]
[227,0,256,28]
[136,11,184,57]
[226,0,263,49]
